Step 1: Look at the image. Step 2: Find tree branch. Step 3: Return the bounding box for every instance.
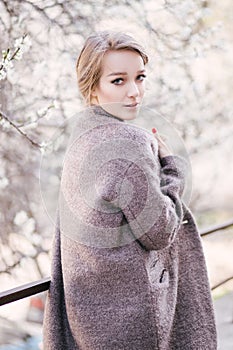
[0,110,42,149]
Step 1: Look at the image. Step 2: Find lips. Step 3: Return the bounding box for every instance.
[124,102,139,107]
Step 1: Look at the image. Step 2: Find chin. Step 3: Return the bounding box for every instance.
[125,114,137,120]
[123,108,139,120]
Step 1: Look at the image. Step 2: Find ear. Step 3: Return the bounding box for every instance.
[91,86,97,98]
[90,91,99,105]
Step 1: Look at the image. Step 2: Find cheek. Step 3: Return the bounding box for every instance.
[139,83,146,96]
[99,84,123,102]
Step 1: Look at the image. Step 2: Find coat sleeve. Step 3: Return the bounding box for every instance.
[111,140,188,251]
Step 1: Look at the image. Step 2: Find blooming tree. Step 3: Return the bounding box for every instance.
[0,0,232,280]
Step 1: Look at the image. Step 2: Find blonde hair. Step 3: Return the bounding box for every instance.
[76,31,149,106]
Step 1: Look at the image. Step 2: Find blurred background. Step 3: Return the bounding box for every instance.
[0,0,232,349]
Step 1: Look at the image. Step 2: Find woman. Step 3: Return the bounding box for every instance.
[43,31,217,349]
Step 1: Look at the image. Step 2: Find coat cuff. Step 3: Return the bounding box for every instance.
[160,155,188,181]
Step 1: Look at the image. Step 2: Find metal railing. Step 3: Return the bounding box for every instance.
[0,218,233,307]
[200,218,233,237]
[0,277,50,306]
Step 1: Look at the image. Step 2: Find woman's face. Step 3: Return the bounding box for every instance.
[91,50,146,120]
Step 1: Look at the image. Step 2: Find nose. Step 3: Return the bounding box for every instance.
[127,82,140,98]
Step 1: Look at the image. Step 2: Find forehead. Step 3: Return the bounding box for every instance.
[101,50,144,75]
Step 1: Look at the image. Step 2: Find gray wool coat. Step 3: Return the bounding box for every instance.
[43,105,217,350]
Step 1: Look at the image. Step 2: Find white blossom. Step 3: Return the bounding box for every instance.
[14,211,36,237]
[40,141,53,154]
[1,54,14,70]
[0,50,14,81]
[0,34,31,81]
[14,210,28,226]
[0,177,9,189]
[0,69,7,80]
[23,217,36,237]
[37,102,55,120]
[14,34,31,54]
[28,114,38,123]
[180,27,192,41]
[37,107,48,118]
[0,118,10,130]
[31,233,42,245]
[53,100,59,109]
[0,167,6,179]
[14,49,23,61]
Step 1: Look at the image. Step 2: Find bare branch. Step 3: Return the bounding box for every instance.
[0,110,42,149]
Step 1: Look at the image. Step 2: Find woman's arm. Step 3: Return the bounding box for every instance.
[116,146,187,251]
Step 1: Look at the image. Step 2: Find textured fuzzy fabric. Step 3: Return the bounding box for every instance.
[43,105,217,349]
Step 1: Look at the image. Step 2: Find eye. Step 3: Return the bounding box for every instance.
[111,78,124,85]
[137,74,147,81]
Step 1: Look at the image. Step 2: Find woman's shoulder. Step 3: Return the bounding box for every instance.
[116,121,153,143]
[73,107,155,147]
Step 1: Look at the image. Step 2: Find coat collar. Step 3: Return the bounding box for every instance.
[90,104,124,122]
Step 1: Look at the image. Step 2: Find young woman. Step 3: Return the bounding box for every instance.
[43,31,217,349]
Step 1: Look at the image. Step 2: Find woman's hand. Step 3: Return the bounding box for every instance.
[152,128,173,159]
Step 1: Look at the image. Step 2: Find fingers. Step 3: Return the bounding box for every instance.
[151,127,173,157]
[152,128,167,143]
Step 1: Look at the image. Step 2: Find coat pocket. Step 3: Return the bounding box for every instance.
[150,268,169,291]
[147,256,170,291]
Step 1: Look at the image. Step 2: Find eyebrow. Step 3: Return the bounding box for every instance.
[107,69,146,77]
